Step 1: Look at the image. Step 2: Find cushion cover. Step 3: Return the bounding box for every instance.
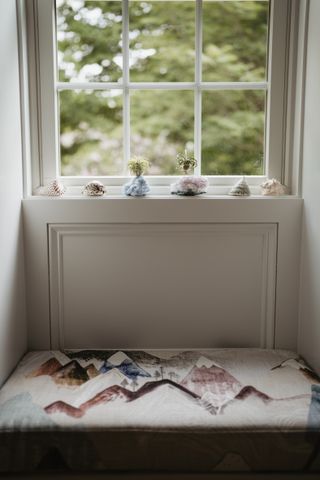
[0,348,319,473]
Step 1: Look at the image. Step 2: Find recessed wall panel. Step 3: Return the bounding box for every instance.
[49,223,277,350]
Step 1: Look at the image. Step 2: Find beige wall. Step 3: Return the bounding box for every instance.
[0,0,27,384]
[298,0,320,373]
[24,197,302,351]
[0,0,308,364]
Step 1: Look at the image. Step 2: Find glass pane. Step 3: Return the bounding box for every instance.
[130,90,194,174]
[59,89,123,175]
[202,1,269,82]
[129,1,195,82]
[56,0,123,82]
[202,90,265,175]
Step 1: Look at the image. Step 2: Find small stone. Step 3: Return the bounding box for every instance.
[123,176,150,197]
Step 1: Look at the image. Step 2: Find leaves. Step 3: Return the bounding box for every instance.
[57,0,269,176]
[176,150,197,175]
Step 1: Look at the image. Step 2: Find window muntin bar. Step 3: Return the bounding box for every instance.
[54,0,270,179]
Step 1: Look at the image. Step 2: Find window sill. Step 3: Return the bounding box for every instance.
[33,183,292,198]
[30,192,297,200]
[23,195,302,228]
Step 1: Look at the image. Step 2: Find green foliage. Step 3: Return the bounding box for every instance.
[57,0,269,176]
[59,89,123,175]
[176,150,197,175]
[130,89,194,174]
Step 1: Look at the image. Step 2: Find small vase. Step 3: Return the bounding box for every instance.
[123,175,150,197]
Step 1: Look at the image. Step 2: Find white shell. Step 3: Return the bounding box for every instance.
[228,177,251,196]
[260,178,288,196]
[39,179,65,197]
[82,181,106,197]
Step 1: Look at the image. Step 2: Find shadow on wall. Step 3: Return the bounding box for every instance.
[0,206,27,385]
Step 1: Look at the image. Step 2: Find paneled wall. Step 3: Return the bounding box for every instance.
[24,197,302,351]
[298,0,320,373]
[0,1,27,384]
[0,1,310,377]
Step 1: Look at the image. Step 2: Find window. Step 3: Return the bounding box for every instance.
[25,0,294,192]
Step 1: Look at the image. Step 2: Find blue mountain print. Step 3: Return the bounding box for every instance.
[99,360,114,374]
[100,358,151,379]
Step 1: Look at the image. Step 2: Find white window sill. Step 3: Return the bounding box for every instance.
[33,182,291,198]
[31,189,296,200]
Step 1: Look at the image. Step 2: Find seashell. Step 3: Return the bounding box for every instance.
[228,177,251,197]
[171,176,208,196]
[39,179,65,196]
[260,178,288,196]
[82,180,106,197]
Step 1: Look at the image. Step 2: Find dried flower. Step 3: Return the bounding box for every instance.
[128,157,150,176]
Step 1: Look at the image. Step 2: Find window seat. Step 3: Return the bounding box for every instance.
[0,349,319,475]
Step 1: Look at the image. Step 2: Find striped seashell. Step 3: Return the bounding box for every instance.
[82,181,106,197]
[40,179,66,196]
[228,177,251,197]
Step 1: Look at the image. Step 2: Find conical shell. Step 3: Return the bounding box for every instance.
[228,177,251,196]
[39,179,66,196]
[82,180,106,196]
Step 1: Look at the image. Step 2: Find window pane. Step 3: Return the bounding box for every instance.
[129,1,195,82]
[202,90,265,175]
[202,1,269,82]
[56,0,123,83]
[130,90,194,174]
[59,89,123,175]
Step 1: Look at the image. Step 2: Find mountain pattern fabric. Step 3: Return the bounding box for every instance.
[0,348,320,473]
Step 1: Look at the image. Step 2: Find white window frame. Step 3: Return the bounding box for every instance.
[23,0,297,195]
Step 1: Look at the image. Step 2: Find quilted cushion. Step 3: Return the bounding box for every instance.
[0,348,319,473]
